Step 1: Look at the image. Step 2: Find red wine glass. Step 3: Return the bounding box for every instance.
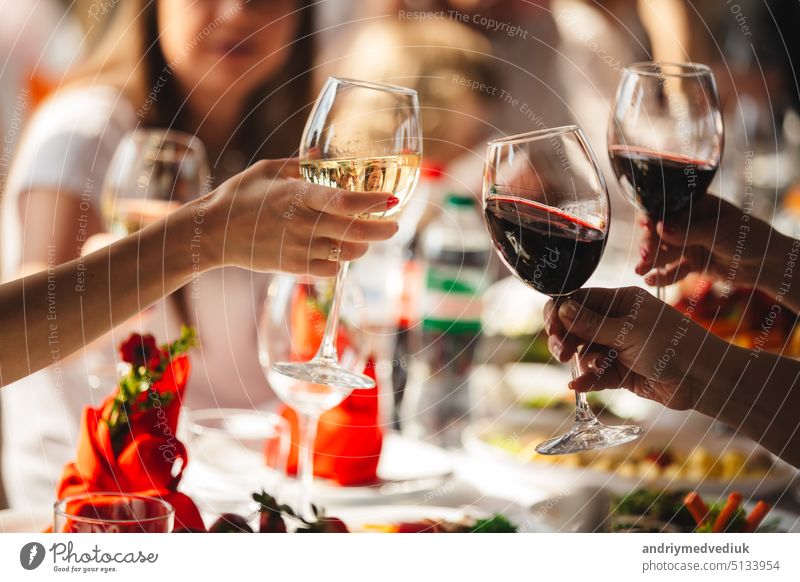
[609,62,724,299]
[483,125,643,454]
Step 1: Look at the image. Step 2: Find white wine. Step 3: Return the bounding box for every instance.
[102,196,181,236]
[300,154,421,219]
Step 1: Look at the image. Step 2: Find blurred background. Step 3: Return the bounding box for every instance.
[1,0,799,511]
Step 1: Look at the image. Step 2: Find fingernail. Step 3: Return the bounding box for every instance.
[640,247,648,261]
[639,218,650,229]
[386,196,400,209]
[560,300,578,320]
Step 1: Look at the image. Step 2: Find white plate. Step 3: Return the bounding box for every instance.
[463,420,799,497]
[527,487,800,533]
[286,434,455,505]
[183,433,454,510]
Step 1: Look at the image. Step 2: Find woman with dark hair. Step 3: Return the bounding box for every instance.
[0,0,326,505]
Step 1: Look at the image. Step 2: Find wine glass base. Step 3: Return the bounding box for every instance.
[271,361,375,390]
[535,421,643,455]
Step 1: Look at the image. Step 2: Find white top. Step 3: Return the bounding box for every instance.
[1,86,275,507]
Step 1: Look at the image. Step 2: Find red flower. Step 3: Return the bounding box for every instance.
[119,334,161,369]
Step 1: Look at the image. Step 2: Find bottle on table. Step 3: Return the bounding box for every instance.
[402,193,491,447]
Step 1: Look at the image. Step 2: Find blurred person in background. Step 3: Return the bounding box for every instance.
[691,0,800,226]
[552,0,652,247]
[0,0,317,507]
[325,17,497,222]
[317,0,568,135]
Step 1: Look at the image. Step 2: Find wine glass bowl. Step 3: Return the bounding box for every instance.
[272,77,422,390]
[608,62,723,222]
[483,125,643,455]
[101,129,209,236]
[483,126,610,298]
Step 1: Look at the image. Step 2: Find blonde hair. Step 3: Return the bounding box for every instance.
[329,18,496,162]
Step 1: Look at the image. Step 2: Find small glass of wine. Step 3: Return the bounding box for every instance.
[54,493,175,533]
[271,77,422,391]
[608,62,724,298]
[483,125,643,455]
[101,129,210,235]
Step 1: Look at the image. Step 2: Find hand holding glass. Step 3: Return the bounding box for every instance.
[483,126,643,455]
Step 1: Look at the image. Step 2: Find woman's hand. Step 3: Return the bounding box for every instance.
[543,286,726,411]
[634,194,782,291]
[197,159,399,276]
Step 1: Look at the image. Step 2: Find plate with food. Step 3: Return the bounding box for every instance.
[527,486,800,533]
[463,419,798,496]
[202,491,530,533]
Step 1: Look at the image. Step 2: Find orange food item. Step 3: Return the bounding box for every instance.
[712,492,743,533]
[743,500,771,533]
[684,491,710,527]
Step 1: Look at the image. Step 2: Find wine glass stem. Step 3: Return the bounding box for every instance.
[314,261,350,364]
[571,353,598,424]
[297,411,319,520]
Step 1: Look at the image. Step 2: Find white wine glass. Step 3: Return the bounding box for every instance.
[101,129,210,235]
[270,77,422,391]
[258,275,368,518]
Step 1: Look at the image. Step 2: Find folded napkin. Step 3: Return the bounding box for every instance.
[277,361,383,486]
[54,334,204,532]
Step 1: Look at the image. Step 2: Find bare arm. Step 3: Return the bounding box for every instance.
[637,194,800,314]
[694,341,800,469]
[0,159,400,386]
[543,287,800,468]
[0,197,201,385]
[15,188,104,276]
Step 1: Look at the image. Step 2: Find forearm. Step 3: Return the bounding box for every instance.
[759,231,800,314]
[0,199,215,386]
[694,340,800,468]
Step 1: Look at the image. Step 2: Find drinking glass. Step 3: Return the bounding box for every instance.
[186,408,290,479]
[258,275,368,518]
[101,129,210,235]
[270,77,422,390]
[54,492,174,533]
[608,62,723,299]
[483,125,643,454]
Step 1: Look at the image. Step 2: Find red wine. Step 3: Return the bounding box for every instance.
[484,194,606,297]
[609,146,717,220]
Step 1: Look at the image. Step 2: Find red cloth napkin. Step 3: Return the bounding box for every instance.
[54,355,204,532]
[270,283,383,486]
[277,360,383,486]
